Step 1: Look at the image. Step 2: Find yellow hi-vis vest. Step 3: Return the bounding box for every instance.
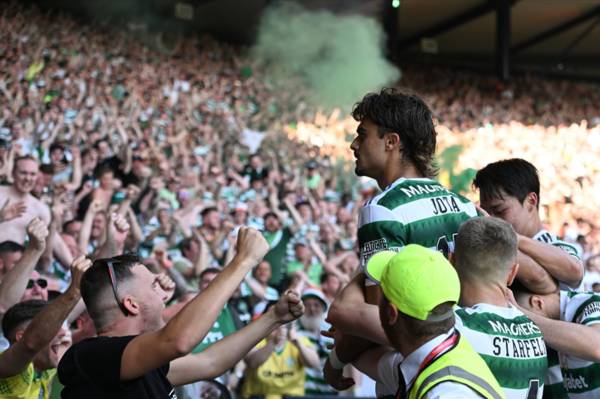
[408,334,506,399]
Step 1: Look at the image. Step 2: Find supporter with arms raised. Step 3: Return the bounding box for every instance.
[58,227,305,398]
[0,256,92,399]
[473,158,584,293]
[0,218,49,317]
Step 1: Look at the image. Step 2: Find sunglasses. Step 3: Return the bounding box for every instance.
[106,261,130,316]
[27,278,48,289]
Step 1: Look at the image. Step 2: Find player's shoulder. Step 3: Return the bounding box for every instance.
[534,229,582,259]
[369,178,450,209]
[564,290,600,323]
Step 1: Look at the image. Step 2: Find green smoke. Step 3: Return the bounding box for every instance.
[251,2,400,109]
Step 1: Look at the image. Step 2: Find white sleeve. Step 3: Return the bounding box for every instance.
[375,351,404,396]
[423,381,485,398]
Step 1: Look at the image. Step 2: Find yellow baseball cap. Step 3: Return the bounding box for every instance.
[365,245,460,321]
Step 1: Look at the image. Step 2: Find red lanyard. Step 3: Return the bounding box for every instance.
[416,331,460,376]
[395,331,460,399]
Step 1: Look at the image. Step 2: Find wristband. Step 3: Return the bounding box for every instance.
[328,349,346,370]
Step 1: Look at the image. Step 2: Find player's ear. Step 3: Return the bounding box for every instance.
[525,192,538,212]
[530,295,544,313]
[506,263,519,286]
[385,132,400,151]
[386,302,399,325]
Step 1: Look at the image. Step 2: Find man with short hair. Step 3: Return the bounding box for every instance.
[198,207,230,266]
[0,157,50,244]
[340,246,505,398]
[262,211,293,289]
[0,241,24,278]
[20,270,48,302]
[0,256,91,399]
[58,227,305,398]
[452,217,547,398]
[0,218,49,316]
[0,156,72,267]
[474,158,583,293]
[514,288,600,399]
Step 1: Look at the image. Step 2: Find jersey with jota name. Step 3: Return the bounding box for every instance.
[455,303,548,399]
[358,178,477,278]
[557,291,600,398]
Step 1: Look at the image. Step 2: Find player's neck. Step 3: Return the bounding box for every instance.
[459,282,509,308]
[546,293,561,320]
[378,162,424,189]
[524,214,544,238]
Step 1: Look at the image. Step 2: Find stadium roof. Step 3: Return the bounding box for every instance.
[388,0,600,80]
[32,0,600,80]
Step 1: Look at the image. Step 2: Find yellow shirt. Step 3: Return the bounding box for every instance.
[0,362,56,399]
[242,337,314,399]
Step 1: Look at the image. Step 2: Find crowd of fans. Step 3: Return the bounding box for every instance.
[1,2,600,398]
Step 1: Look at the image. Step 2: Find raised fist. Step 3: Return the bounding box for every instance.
[235,227,269,267]
[68,255,92,294]
[27,218,49,251]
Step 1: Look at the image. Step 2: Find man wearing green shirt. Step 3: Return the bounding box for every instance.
[286,241,323,288]
[262,212,293,288]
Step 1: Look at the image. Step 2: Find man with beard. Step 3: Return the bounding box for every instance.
[297,289,337,396]
[58,227,305,399]
[0,256,91,399]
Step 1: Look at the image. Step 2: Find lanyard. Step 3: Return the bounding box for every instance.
[395,331,461,399]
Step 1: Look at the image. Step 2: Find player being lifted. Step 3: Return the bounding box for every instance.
[329,88,478,327]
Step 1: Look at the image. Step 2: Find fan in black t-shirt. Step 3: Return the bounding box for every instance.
[57,229,305,399]
[59,336,176,399]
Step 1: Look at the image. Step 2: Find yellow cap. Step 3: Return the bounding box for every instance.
[365,245,460,321]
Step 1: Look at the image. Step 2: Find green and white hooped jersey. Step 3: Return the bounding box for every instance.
[557,291,600,398]
[532,229,584,291]
[454,303,548,399]
[357,178,477,277]
[297,325,337,396]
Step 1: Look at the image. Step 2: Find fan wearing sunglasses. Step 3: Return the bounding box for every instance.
[58,227,306,399]
[21,271,48,302]
[0,256,92,398]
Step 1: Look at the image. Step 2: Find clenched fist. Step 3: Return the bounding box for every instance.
[235,227,269,267]
[271,290,305,324]
[27,218,49,251]
[68,255,92,295]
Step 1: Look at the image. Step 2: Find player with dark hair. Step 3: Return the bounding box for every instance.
[473,158,583,293]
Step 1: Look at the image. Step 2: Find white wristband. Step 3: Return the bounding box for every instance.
[328,349,347,370]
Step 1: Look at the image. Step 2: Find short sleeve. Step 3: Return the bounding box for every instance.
[575,297,600,326]
[553,241,582,260]
[58,336,136,387]
[357,204,406,277]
